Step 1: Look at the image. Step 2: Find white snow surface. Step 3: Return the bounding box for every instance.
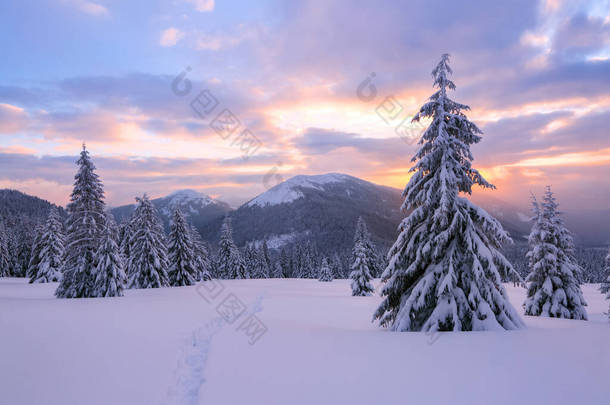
[0,278,608,405]
[247,173,352,207]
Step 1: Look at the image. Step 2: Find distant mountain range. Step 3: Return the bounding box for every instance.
[110,189,231,233]
[3,173,608,259]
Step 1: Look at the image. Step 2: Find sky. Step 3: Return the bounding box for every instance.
[0,0,609,209]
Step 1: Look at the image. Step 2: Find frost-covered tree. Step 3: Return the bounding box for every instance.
[373,54,524,332]
[30,207,64,283]
[119,218,134,264]
[299,246,316,279]
[524,187,587,319]
[56,145,107,298]
[350,240,374,296]
[26,225,44,279]
[92,224,126,297]
[353,217,381,277]
[318,257,333,282]
[249,245,270,279]
[331,253,344,279]
[216,217,248,279]
[190,225,212,281]
[127,195,169,289]
[167,209,198,286]
[600,247,610,294]
[0,223,11,277]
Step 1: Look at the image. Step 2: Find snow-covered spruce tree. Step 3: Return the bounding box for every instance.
[524,187,587,319]
[350,240,374,296]
[56,145,107,298]
[92,224,126,297]
[127,195,170,289]
[26,225,44,279]
[189,225,212,281]
[216,217,248,279]
[250,246,270,279]
[167,209,198,286]
[300,244,316,279]
[318,257,333,282]
[600,247,610,294]
[119,218,134,264]
[30,207,64,283]
[373,54,524,332]
[353,217,381,277]
[0,223,11,277]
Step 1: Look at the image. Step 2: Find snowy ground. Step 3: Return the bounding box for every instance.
[1,278,608,405]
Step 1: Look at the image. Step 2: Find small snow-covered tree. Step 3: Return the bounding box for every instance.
[167,209,198,286]
[0,223,11,277]
[127,195,169,289]
[350,240,374,296]
[92,224,126,297]
[600,247,610,294]
[249,245,270,279]
[318,257,333,282]
[56,145,107,298]
[353,217,381,277]
[216,217,248,279]
[524,187,587,319]
[30,207,64,283]
[26,225,44,279]
[190,225,212,281]
[373,54,524,332]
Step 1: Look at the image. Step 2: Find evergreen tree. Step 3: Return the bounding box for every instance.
[190,225,212,281]
[30,207,64,283]
[524,187,587,319]
[300,244,316,279]
[331,253,344,279]
[92,224,126,297]
[600,247,610,294]
[261,240,272,273]
[26,225,44,279]
[168,209,198,286]
[374,54,524,332]
[56,145,107,298]
[350,240,374,296]
[119,218,134,265]
[271,260,284,278]
[318,257,333,282]
[250,245,270,279]
[352,217,381,277]
[127,195,170,289]
[0,223,10,277]
[216,217,248,279]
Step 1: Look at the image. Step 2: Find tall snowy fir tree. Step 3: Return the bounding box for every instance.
[56,145,107,298]
[600,247,610,294]
[92,224,126,297]
[318,257,333,282]
[127,195,169,289]
[373,54,524,332]
[352,217,380,277]
[30,207,64,283]
[350,240,374,296]
[524,187,587,320]
[190,225,212,281]
[0,223,10,277]
[26,225,44,279]
[216,217,248,279]
[167,209,198,286]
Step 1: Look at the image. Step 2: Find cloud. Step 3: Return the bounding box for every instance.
[63,0,109,16]
[160,27,185,47]
[184,0,215,12]
[0,103,28,133]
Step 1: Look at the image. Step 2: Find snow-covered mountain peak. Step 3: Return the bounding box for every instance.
[166,189,213,205]
[246,173,355,208]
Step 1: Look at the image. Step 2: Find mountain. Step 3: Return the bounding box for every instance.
[200,173,404,255]
[110,189,231,233]
[0,189,66,276]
